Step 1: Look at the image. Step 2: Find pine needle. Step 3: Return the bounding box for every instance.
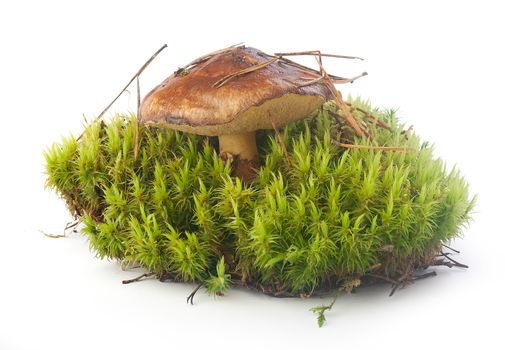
[77,44,168,141]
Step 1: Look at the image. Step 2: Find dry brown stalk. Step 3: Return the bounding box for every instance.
[313,55,368,138]
[389,264,413,296]
[122,272,156,284]
[77,44,168,141]
[442,243,461,254]
[187,282,204,305]
[274,50,364,61]
[439,252,469,268]
[345,102,393,131]
[39,230,67,239]
[297,72,367,88]
[39,219,80,238]
[276,55,345,81]
[331,72,369,84]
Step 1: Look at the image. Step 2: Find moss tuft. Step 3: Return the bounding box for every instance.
[44,99,475,298]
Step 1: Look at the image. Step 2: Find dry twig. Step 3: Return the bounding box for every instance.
[187,282,204,305]
[39,219,80,238]
[77,44,168,141]
[439,252,469,268]
[311,55,368,138]
[442,243,461,254]
[122,272,156,284]
[413,271,437,280]
[274,50,364,61]
[344,102,393,131]
[297,72,367,87]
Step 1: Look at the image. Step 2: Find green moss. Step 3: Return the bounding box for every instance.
[44,99,475,299]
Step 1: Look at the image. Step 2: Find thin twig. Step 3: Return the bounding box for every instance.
[276,56,346,82]
[186,282,204,305]
[330,88,368,137]
[433,259,458,268]
[331,72,368,84]
[332,140,415,152]
[297,72,367,84]
[213,57,279,88]
[122,272,156,284]
[297,77,324,87]
[440,252,469,268]
[258,49,363,84]
[39,230,67,239]
[413,271,437,280]
[297,73,367,88]
[274,51,364,61]
[389,283,400,297]
[442,243,461,254]
[183,46,363,90]
[297,76,325,87]
[381,270,437,294]
[389,264,413,296]
[77,44,168,141]
[313,55,368,138]
[345,102,393,131]
[39,219,80,238]
[136,75,141,116]
[271,121,291,168]
[65,219,80,232]
[317,51,323,75]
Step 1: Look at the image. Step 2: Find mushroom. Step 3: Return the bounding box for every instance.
[139,45,357,182]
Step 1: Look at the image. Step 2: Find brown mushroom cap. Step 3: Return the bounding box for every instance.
[139,46,334,135]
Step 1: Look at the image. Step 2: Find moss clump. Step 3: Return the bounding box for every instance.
[44,99,474,300]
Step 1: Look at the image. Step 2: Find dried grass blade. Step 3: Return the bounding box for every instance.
[77,44,168,141]
[275,51,364,61]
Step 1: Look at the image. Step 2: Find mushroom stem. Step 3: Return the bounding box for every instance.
[218,132,259,182]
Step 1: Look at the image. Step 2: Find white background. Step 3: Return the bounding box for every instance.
[0,0,503,349]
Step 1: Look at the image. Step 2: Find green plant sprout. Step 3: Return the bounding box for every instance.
[44,98,475,326]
